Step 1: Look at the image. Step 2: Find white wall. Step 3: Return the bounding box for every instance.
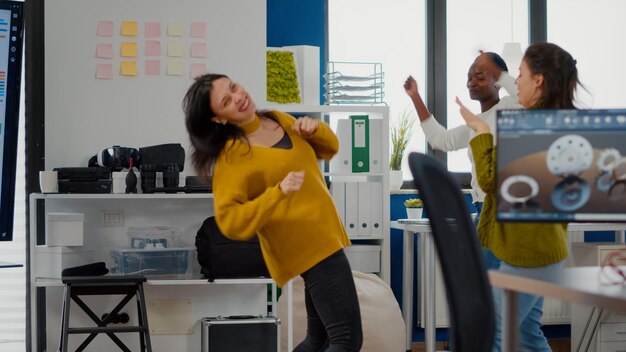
[44,0,266,171]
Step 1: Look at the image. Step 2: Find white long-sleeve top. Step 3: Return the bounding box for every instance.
[420,73,520,202]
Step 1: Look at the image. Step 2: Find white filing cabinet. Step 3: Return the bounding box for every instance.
[571,243,626,352]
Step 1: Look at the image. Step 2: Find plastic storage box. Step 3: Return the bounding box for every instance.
[344,244,381,273]
[108,247,194,276]
[126,226,182,249]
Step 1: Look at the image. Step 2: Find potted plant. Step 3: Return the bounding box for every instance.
[390,108,416,190]
[404,198,424,219]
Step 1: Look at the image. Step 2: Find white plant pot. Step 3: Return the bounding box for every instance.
[406,207,423,219]
[389,170,403,190]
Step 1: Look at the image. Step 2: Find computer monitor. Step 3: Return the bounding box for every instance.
[0,0,24,241]
[496,109,626,222]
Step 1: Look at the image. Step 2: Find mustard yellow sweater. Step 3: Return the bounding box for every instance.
[212,111,350,286]
[469,133,568,267]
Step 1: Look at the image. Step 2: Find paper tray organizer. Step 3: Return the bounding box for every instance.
[324,61,385,105]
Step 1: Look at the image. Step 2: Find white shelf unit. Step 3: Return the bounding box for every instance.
[28,104,390,350]
[28,192,278,352]
[267,104,390,283]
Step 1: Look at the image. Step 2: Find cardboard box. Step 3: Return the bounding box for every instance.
[46,212,84,246]
[35,246,95,278]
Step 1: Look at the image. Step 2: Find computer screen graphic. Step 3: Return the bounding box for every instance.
[0,0,24,241]
[496,109,626,222]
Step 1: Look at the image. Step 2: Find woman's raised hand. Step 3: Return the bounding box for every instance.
[455,97,490,134]
[280,170,305,195]
[292,116,319,137]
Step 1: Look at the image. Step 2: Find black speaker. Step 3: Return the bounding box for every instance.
[201,316,279,352]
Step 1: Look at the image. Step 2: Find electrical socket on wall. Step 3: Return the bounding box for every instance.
[101,209,124,227]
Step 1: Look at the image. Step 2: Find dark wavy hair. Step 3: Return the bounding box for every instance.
[485,52,508,72]
[183,73,277,177]
[523,42,581,109]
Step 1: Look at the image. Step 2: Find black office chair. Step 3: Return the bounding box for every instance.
[408,152,495,352]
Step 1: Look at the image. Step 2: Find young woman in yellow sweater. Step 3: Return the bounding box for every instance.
[184,74,362,352]
[456,42,582,352]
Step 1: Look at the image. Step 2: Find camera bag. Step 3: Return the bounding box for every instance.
[195,216,269,282]
[139,143,185,172]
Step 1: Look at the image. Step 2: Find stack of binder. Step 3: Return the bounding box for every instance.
[329,115,384,238]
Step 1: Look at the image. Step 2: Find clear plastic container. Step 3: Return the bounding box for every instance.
[126,226,182,249]
[108,247,194,276]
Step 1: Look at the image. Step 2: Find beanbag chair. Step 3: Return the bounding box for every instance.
[277,271,406,351]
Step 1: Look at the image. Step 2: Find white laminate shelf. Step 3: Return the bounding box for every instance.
[265,104,389,114]
[35,277,274,287]
[30,193,213,200]
[324,172,384,177]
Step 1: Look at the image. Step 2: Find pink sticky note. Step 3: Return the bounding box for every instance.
[190,43,207,58]
[97,21,114,37]
[145,40,161,57]
[190,63,207,78]
[96,64,113,79]
[190,23,207,38]
[145,22,161,38]
[96,43,113,59]
[145,60,161,76]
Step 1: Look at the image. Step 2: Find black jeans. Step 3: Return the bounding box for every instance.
[293,249,363,352]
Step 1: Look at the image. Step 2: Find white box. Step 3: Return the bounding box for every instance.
[282,45,320,105]
[46,212,84,246]
[344,244,381,273]
[35,246,95,278]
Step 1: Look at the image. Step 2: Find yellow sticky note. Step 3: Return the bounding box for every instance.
[167,61,184,76]
[168,22,184,37]
[167,41,184,57]
[121,21,138,36]
[120,61,137,76]
[121,42,138,58]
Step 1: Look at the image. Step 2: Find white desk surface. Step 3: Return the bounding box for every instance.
[489,265,626,351]
[489,266,626,312]
[390,220,626,352]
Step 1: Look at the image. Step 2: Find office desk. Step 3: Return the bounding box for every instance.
[390,221,626,352]
[489,266,626,351]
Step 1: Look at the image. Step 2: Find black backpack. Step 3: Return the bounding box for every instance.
[195,216,270,282]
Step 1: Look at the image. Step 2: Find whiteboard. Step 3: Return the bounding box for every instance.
[44,0,266,172]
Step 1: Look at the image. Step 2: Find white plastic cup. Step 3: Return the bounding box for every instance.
[39,170,58,193]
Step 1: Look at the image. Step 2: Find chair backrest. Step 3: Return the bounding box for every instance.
[408,152,494,352]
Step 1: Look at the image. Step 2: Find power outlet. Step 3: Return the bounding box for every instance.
[102,209,125,227]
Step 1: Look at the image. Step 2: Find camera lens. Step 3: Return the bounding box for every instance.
[140,164,157,193]
[163,163,180,189]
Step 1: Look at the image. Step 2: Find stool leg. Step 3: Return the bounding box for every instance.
[137,283,152,352]
[59,284,72,352]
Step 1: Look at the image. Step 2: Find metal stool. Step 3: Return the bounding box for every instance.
[59,275,152,352]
